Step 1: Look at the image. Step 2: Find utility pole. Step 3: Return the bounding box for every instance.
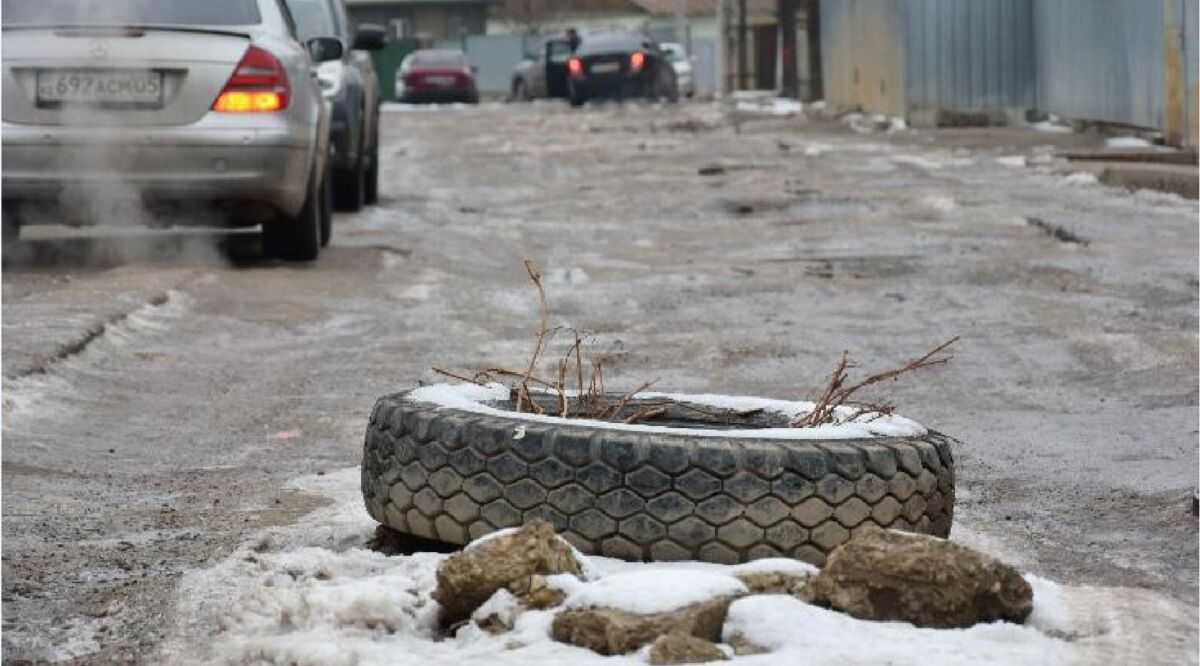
[736,0,748,90]
[779,0,798,98]
[716,0,728,96]
[805,0,823,100]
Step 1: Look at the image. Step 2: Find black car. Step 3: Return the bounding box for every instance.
[284,0,385,214]
[566,33,678,107]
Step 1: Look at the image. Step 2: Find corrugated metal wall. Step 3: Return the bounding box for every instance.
[1186,0,1198,146]
[902,0,1036,117]
[820,0,906,116]
[1034,1,1166,132]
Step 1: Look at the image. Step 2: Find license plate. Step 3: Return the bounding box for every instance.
[591,62,620,74]
[36,70,163,106]
[425,76,455,86]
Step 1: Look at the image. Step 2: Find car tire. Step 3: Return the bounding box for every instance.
[334,142,367,213]
[319,161,333,247]
[364,124,380,206]
[361,390,956,566]
[2,204,20,247]
[263,163,323,262]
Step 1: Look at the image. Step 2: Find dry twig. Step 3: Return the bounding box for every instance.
[792,337,958,428]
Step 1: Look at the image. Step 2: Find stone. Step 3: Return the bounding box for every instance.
[802,526,1033,628]
[551,595,736,655]
[733,570,813,596]
[433,520,584,627]
[471,589,521,635]
[648,632,729,664]
[507,574,567,610]
[726,632,769,656]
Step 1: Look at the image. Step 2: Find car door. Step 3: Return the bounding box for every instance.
[544,39,571,98]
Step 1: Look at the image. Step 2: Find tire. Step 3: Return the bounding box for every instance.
[361,391,956,566]
[2,204,20,251]
[334,128,367,212]
[263,163,323,261]
[319,161,333,248]
[364,122,379,206]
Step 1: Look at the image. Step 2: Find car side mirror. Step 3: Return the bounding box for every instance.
[353,24,387,51]
[308,36,344,63]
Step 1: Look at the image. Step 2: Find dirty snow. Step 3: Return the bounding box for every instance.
[996,155,1028,168]
[156,466,1199,665]
[1064,172,1099,186]
[406,383,928,439]
[734,98,804,117]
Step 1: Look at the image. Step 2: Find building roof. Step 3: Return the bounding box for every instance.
[627,0,777,18]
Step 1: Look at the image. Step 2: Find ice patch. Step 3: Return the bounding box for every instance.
[405,383,928,440]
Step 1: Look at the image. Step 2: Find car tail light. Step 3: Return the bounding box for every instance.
[568,57,583,77]
[630,52,646,71]
[212,46,290,112]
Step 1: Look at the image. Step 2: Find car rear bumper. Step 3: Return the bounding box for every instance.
[397,85,476,103]
[571,75,646,99]
[1,114,313,216]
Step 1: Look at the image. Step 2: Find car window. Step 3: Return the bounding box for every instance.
[410,51,467,67]
[576,33,646,56]
[1,0,261,26]
[282,0,337,41]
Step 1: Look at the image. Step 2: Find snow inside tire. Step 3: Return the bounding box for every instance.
[361,388,955,565]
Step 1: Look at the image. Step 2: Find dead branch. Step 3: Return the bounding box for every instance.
[624,407,667,424]
[432,367,487,386]
[516,260,549,415]
[792,337,958,428]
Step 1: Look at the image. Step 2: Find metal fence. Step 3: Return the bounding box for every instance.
[1034,0,1197,146]
[819,0,1198,146]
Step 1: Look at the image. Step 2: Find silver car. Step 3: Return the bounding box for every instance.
[1,0,341,260]
[660,42,695,98]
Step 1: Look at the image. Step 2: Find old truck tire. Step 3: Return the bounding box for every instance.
[361,389,955,566]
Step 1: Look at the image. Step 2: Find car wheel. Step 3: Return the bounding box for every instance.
[364,126,380,206]
[263,163,322,262]
[334,137,367,213]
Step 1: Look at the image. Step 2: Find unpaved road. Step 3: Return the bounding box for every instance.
[3,101,1196,664]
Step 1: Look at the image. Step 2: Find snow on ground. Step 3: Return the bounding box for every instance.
[1030,119,1073,133]
[1105,136,1153,149]
[733,98,804,117]
[405,382,927,439]
[157,467,1198,666]
[996,155,1028,168]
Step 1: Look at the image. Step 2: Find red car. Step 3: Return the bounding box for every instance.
[395,49,478,104]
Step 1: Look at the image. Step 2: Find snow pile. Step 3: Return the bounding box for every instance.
[405,383,927,439]
[157,467,1199,665]
[1105,136,1153,149]
[723,595,1072,665]
[563,570,747,614]
[734,98,804,117]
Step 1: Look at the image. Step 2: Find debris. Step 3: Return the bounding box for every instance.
[551,595,737,655]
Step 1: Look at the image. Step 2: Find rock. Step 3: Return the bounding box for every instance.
[726,632,770,656]
[434,521,584,626]
[551,596,736,655]
[471,589,521,635]
[803,526,1033,628]
[648,632,729,664]
[733,570,812,596]
[507,574,567,610]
